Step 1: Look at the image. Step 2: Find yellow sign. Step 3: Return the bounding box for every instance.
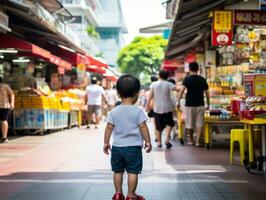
[77,63,86,71]
[214,11,232,32]
[254,74,266,96]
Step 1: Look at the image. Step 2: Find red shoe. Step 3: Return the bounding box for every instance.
[126,194,145,200]
[112,192,125,200]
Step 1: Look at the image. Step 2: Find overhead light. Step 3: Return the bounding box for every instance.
[0,49,18,53]
[0,55,4,59]
[12,59,30,63]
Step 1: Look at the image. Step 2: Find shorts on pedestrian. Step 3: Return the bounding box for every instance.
[185,106,205,129]
[0,109,10,121]
[147,109,154,118]
[87,105,101,115]
[111,146,143,174]
[154,112,174,131]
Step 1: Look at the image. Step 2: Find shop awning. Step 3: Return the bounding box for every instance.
[1,0,86,54]
[165,0,240,59]
[47,44,90,67]
[87,55,108,68]
[167,33,204,58]
[87,65,106,74]
[162,58,184,71]
[0,33,51,59]
[0,33,72,70]
[38,0,72,17]
[49,54,72,70]
[103,69,119,82]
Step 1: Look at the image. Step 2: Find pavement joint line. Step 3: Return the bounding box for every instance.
[0,179,249,183]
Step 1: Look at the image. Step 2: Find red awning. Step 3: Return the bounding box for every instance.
[162,59,184,71]
[0,34,51,60]
[49,54,61,66]
[106,75,118,82]
[87,65,106,74]
[59,60,72,70]
[47,44,90,66]
[87,55,108,68]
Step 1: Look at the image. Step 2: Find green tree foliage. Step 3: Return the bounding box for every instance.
[86,25,100,39]
[117,35,167,77]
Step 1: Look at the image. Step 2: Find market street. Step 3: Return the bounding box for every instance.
[0,121,265,200]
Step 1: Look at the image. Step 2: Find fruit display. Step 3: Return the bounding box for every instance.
[14,86,85,130]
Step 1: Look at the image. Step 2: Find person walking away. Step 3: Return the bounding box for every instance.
[86,77,106,129]
[177,62,210,146]
[168,78,178,140]
[146,70,178,148]
[106,85,119,111]
[146,75,159,142]
[103,74,152,200]
[0,77,14,143]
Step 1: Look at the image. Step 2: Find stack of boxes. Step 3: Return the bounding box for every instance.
[14,94,71,130]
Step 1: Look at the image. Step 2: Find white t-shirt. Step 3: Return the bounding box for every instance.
[106,89,118,106]
[150,80,175,114]
[86,84,105,105]
[107,105,148,147]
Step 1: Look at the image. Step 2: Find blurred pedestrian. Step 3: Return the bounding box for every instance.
[105,85,119,111]
[103,74,151,200]
[85,77,106,129]
[146,70,178,148]
[168,78,178,139]
[0,77,14,143]
[177,62,210,146]
[147,75,159,142]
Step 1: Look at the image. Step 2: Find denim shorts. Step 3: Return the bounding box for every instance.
[111,146,143,174]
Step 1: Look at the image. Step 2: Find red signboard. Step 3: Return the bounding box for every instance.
[234,10,266,25]
[212,10,233,46]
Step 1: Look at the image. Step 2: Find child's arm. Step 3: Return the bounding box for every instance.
[103,123,114,155]
[139,122,152,153]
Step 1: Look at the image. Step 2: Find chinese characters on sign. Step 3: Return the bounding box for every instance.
[212,10,233,46]
[234,10,266,25]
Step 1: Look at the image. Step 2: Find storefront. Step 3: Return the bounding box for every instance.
[166,0,266,173]
[0,33,85,134]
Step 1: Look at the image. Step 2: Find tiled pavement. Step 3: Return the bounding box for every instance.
[0,121,266,200]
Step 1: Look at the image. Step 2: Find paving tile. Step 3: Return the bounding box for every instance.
[1,125,266,200]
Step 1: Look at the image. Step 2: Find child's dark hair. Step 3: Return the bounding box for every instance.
[189,62,199,72]
[116,74,140,98]
[159,70,169,80]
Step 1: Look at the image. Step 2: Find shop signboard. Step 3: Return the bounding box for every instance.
[212,10,233,46]
[254,74,266,96]
[244,74,266,96]
[244,74,255,96]
[234,10,266,25]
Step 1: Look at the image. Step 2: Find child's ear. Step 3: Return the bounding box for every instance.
[117,92,121,98]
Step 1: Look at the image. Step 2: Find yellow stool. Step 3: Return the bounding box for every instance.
[230,129,248,165]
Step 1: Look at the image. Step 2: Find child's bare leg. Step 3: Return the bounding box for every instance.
[127,173,138,197]
[113,172,124,193]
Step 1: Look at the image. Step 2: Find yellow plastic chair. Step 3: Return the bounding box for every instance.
[230,129,248,165]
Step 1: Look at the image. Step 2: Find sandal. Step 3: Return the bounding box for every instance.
[126,194,145,200]
[165,142,172,149]
[112,192,125,200]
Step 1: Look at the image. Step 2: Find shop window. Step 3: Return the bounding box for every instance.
[71,16,82,24]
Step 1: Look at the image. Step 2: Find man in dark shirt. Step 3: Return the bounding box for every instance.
[177,62,210,146]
